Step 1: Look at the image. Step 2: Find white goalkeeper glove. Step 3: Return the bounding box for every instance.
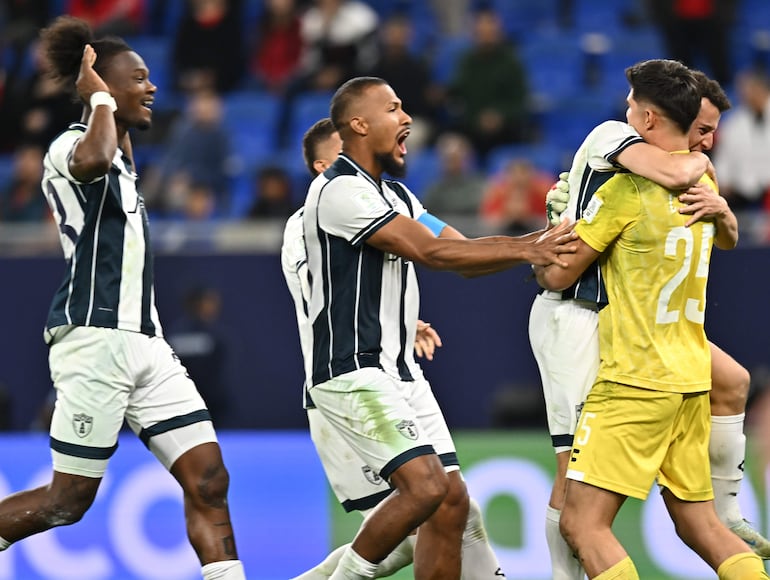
[546,171,570,226]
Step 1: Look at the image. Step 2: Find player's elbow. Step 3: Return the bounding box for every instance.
[70,156,111,182]
[538,269,575,292]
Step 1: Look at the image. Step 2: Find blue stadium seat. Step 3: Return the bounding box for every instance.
[539,93,623,156]
[486,143,566,177]
[430,35,472,85]
[488,0,559,41]
[401,147,441,199]
[125,36,175,107]
[519,35,583,108]
[0,155,15,193]
[222,90,281,167]
[286,92,334,157]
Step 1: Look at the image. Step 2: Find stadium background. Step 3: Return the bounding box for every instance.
[1,0,770,578]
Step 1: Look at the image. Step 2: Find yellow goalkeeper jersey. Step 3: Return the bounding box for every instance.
[575,172,715,393]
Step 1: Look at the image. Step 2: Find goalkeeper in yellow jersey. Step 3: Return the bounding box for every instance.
[535,59,768,580]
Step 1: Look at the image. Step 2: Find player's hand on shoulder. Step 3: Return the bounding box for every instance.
[678,182,729,227]
[76,44,111,103]
[546,172,570,227]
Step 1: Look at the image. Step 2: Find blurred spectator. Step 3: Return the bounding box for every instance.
[713,68,770,211]
[142,89,235,217]
[422,132,485,215]
[445,5,531,164]
[364,13,442,151]
[247,165,297,218]
[276,0,379,147]
[298,0,379,92]
[65,0,146,37]
[0,0,49,80]
[479,158,553,234]
[648,0,735,86]
[248,0,303,93]
[167,287,230,425]
[0,143,49,222]
[171,0,245,94]
[428,0,470,37]
[0,40,80,152]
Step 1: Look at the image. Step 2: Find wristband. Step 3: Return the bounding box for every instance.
[90,91,117,113]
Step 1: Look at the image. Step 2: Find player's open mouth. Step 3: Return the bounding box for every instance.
[141,98,154,112]
[397,130,409,156]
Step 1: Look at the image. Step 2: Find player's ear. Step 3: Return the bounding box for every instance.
[312,160,327,174]
[350,116,367,136]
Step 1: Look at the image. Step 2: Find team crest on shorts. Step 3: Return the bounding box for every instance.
[72,413,93,438]
[395,419,418,440]
[362,465,384,486]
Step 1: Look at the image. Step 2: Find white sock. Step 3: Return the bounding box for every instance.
[461,498,505,579]
[545,506,584,580]
[0,536,10,551]
[329,546,378,580]
[710,414,746,527]
[375,537,415,576]
[201,560,245,579]
[290,544,348,579]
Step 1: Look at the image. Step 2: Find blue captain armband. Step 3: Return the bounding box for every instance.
[417,212,447,237]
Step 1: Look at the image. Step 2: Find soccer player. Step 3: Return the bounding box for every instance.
[302,76,577,579]
[535,59,768,579]
[284,118,504,579]
[0,17,245,580]
[532,69,769,578]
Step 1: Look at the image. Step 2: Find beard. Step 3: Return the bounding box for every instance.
[375,151,407,178]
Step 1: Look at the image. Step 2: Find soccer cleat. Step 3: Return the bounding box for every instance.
[730,519,770,558]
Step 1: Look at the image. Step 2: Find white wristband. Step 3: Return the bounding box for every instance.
[90,91,117,113]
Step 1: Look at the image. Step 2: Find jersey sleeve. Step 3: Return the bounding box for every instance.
[280,209,310,305]
[575,173,641,253]
[46,129,84,183]
[317,175,397,246]
[587,121,644,168]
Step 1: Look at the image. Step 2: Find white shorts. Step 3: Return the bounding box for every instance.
[528,292,600,453]
[308,368,458,484]
[48,326,217,477]
[307,408,392,513]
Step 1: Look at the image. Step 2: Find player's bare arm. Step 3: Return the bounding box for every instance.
[366,214,578,274]
[533,236,601,291]
[616,143,709,190]
[678,183,738,249]
[71,44,118,181]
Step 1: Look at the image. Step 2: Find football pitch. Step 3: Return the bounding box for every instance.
[325,431,770,580]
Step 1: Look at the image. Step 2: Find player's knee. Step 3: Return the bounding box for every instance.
[438,474,469,528]
[417,472,450,510]
[189,461,231,509]
[44,483,98,526]
[712,364,751,411]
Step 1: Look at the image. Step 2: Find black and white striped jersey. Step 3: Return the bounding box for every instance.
[562,120,644,307]
[42,123,162,338]
[303,154,426,386]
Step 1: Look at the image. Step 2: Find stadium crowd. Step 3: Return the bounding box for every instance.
[1,0,769,235]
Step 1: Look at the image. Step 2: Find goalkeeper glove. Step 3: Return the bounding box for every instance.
[546,171,570,226]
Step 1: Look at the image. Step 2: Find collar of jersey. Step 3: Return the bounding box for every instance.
[337,153,380,189]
